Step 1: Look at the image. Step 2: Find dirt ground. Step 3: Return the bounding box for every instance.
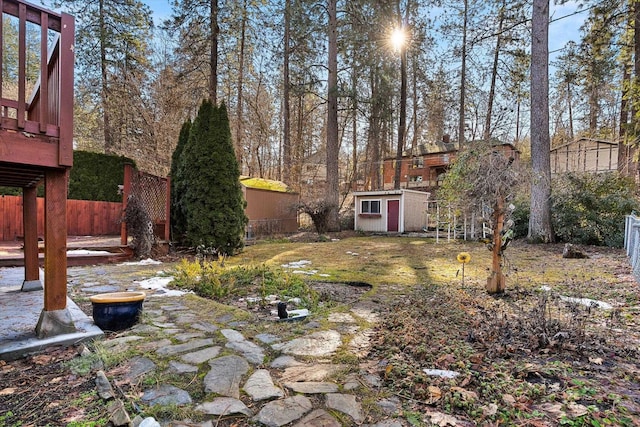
[1,235,639,426]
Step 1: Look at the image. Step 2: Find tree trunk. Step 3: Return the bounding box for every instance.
[393,45,407,190]
[282,0,292,184]
[209,0,219,104]
[235,0,247,171]
[99,0,112,153]
[568,81,574,140]
[483,0,504,142]
[529,0,554,243]
[352,68,358,191]
[458,0,468,145]
[631,0,640,179]
[619,58,631,173]
[326,0,340,231]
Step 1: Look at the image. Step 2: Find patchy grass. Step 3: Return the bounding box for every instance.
[3,234,639,426]
[227,235,640,425]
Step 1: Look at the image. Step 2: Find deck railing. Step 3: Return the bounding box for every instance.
[0,0,74,167]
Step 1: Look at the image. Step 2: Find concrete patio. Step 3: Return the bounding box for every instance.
[0,266,104,361]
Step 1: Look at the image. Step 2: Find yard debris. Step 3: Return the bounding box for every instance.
[422,368,460,379]
[540,285,613,309]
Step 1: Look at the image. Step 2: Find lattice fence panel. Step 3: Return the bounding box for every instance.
[130,171,168,222]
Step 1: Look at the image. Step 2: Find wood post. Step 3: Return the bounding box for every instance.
[21,186,40,288]
[43,169,68,311]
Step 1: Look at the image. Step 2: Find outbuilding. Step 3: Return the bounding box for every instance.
[241,177,299,238]
[353,189,429,233]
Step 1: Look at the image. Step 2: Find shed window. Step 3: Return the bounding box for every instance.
[361,199,381,214]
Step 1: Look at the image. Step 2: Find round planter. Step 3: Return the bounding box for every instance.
[89,291,146,331]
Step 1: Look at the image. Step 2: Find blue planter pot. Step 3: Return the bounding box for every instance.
[90,291,146,331]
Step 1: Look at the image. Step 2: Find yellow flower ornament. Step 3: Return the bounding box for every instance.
[457,252,471,264]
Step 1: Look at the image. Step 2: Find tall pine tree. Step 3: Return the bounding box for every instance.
[178,100,247,255]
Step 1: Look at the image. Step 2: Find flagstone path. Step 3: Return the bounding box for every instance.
[67,262,408,426]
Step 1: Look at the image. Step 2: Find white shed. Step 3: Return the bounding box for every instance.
[353,189,430,233]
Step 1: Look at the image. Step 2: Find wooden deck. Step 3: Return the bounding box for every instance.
[0,0,76,336]
[0,236,133,268]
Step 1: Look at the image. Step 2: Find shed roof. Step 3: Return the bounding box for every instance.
[240,176,291,193]
[352,189,430,197]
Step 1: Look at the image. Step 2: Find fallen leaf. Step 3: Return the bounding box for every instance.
[589,357,603,365]
[566,402,590,418]
[0,388,16,396]
[502,394,516,405]
[31,354,53,365]
[537,402,565,420]
[451,386,478,401]
[482,403,498,417]
[427,385,442,404]
[427,411,459,426]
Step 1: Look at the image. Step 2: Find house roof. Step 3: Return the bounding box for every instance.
[551,137,618,152]
[240,176,291,193]
[404,141,459,157]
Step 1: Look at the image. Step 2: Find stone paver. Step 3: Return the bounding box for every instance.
[280,364,347,382]
[293,409,341,427]
[243,369,284,401]
[60,259,412,426]
[180,346,221,364]
[196,397,253,416]
[253,395,313,427]
[271,330,342,357]
[141,385,192,406]
[124,357,156,382]
[203,355,249,398]
[156,338,214,356]
[168,360,198,374]
[221,329,265,364]
[325,393,364,422]
[283,381,339,394]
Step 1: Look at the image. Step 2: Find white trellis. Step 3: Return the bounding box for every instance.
[424,200,491,243]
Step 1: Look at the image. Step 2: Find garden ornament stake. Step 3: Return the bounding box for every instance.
[457,252,471,286]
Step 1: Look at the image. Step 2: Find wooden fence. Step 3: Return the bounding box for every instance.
[0,194,122,241]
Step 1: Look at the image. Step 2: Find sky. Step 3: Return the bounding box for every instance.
[42,0,587,58]
[143,0,172,27]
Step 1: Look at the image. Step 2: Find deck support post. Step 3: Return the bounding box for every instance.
[21,186,42,291]
[36,169,75,338]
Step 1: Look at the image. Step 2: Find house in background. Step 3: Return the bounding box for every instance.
[241,177,299,238]
[382,136,520,191]
[353,189,429,233]
[550,137,618,174]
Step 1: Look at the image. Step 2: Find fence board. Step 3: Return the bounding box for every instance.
[0,195,122,240]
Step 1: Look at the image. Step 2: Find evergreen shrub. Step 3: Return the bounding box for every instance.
[551,172,639,247]
[175,100,247,255]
